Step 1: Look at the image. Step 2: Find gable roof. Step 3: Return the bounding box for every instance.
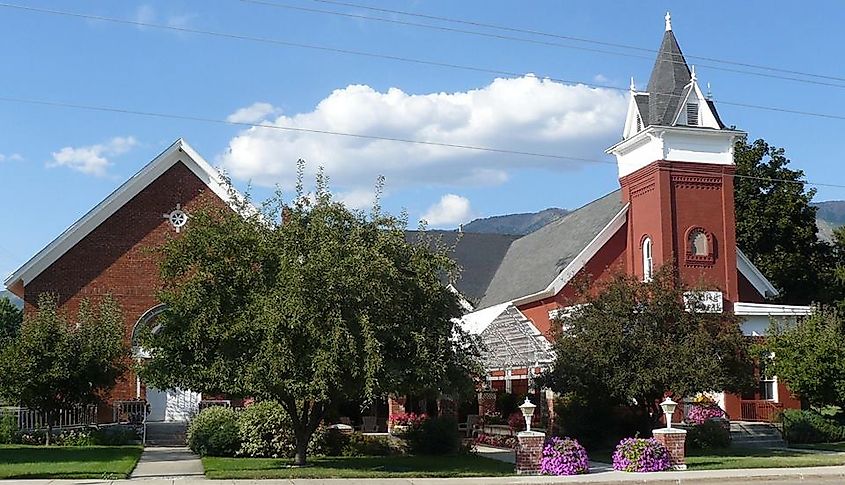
[459,303,553,370]
[478,190,627,308]
[405,231,518,305]
[4,139,238,295]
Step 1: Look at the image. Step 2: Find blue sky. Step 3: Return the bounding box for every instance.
[2,1,845,279]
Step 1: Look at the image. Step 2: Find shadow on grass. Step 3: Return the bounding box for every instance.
[0,445,142,479]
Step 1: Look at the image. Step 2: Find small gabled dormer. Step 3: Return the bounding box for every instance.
[622,78,650,139]
[672,66,723,129]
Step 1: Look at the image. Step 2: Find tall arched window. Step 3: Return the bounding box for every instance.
[642,237,654,282]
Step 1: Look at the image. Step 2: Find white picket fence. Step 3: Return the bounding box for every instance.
[0,405,97,430]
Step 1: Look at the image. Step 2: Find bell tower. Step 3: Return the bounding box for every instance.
[606,13,746,305]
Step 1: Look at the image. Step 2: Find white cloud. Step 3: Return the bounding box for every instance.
[227,102,281,124]
[219,75,626,193]
[422,194,473,227]
[49,136,138,176]
[133,4,195,30]
[337,188,377,210]
[0,153,23,163]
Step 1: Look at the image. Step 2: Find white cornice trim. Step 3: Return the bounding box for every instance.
[734,302,812,316]
[4,139,249,291]
[736,248,779,298]
[512,204,629,307]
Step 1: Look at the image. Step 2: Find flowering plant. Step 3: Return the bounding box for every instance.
[388,412,427,429]
[540,436,590,475]
[474,433,518,449]
[508,411,526,432]
[612,437,671,472]
[686,403,726,425]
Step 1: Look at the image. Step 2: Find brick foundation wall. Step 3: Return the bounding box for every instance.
[653,428,687,470]
[515,431,545,475]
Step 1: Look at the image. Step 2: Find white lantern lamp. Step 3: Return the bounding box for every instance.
[519,397,537,432]
[660,397,678,429]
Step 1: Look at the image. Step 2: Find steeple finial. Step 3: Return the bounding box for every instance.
[665,11,672,31]
[690,64,697,81]
[707,82,713,99]
[630,76,636,91]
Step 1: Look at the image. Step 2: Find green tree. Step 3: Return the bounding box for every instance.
[140,169,481,465]
[542,267,754,432]
[734,138,837,305]
[764,310,845,408]
[0,296,22,346]
[0,294,129,444]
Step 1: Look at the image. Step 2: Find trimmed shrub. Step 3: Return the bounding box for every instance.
[612,437,671,472]
[0,414,15,444]
[237,400,295,458]
[687,420,731,450]
[406,416,460,455]
[343,433,396,456]
[783,409,845,444]
[308,425,348,457]
[93,425,139,445]
[187,406,240,456]
[540,436,589,475]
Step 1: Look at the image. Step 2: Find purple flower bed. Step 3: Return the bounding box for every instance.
[612,437,671,472]
[686,403,726,425]
[540,436,590,476]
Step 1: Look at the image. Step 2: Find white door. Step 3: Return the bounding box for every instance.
[146,387,200,422]
[146,388,167,422]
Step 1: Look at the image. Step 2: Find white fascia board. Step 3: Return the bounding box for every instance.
[512,204,629,307]
[734,302,812,316]
[736,248,779,298]
[4,138,251,290]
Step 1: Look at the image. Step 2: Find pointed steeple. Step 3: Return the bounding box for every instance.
[646,13,691,126]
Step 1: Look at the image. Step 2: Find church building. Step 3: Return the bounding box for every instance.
[4,14,811,424]
[457,14,811,421]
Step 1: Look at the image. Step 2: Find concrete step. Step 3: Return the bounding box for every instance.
[728,421,787,448]
[144,422,188,447]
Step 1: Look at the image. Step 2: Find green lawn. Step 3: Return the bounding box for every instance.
[591,447,845,470]
[202,454,514,479]
[0,445,142,479]
[792,442,845,452]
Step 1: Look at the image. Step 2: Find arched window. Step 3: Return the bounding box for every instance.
[685,227,716,266]
[642,237,654,282]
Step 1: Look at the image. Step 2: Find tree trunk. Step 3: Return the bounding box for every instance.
[293,432,309,467]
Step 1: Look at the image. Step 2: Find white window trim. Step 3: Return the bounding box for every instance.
[642,237,654,282]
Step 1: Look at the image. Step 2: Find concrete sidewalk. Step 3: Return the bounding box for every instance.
[129,446,204,479]
[4,465,845,484]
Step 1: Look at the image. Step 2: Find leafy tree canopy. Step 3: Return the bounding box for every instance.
[734,138,840,305]
[0,296,22,346]
[764,310,845,408]
[0,294,128,444]
[140,167,481,465]
[542,267,754,431]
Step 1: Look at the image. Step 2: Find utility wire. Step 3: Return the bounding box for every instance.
[238,0,845,89]
[0,93,842,190]
[3,2,845,123]
[301,0,845,84]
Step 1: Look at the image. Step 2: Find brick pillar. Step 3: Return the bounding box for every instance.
[515,431,545,475]
[437,396,458,420]
[477,389,496,417]
[652,428,687,470]
[387,395,406,432]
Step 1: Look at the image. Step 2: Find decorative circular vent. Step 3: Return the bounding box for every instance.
[163,204,189,232]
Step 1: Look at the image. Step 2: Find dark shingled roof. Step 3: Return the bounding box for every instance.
[478,190,625,308]
[405,230,519,305]
[646,29,691,126]
[634,93,650,124]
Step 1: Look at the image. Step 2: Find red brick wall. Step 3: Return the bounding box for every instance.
[620,160,739,306]
[23,161,227,419]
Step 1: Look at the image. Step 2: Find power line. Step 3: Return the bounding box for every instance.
[238,0,845,90]
[3,2,845,123]
[0,93,842,191]
[300,0,845,84]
